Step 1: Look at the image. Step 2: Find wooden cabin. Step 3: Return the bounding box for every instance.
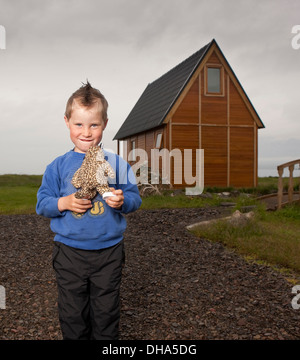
[113,39,265,188]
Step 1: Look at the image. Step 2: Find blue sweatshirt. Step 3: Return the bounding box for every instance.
[36,150,142,250]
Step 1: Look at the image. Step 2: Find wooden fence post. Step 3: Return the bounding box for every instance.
[277,167,283,210]
[277,159,300,209]
[288,164,294,203]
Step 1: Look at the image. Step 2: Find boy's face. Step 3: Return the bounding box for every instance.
[64,101,107,153]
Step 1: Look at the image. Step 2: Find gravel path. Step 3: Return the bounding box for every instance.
[0,208,299,340]
[258,193,300,210]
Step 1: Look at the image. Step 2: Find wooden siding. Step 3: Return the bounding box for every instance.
[230,127,254,187]
[145,130,154,162]
[201,126,228,186]
[201,68,227,125]
[171,124,199,186]
[172,80,199,124]
[137,133,145,151]
[168,48,257,188]
[123,126,167,168]
[120,43,260,189]
[229,80,253,126]
[206,51,221,64]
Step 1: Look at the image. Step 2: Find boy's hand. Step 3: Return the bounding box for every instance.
[58,194,93,213]
[105,188,124,209]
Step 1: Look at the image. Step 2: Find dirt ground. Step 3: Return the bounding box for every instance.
[0,207,299,340]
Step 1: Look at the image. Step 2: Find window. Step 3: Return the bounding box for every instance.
[155,133,163,149]
[130,140,136,161]
[207,68,220,93]
[205,65,224,96]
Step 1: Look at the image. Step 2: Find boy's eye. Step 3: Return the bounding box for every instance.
[91,124,100,128]
[75,123,82,127]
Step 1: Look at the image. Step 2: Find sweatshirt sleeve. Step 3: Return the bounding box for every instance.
[36,164,65,218]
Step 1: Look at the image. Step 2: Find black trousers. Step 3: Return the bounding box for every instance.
[52,240,124,340]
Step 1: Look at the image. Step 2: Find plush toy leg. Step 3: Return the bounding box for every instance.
[75,189,97,200]
[102,192,117,200]
[96,185,117,200]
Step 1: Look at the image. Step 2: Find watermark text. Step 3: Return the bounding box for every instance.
[0,285,5,309]
[291,25,300,50]
[127,147,204,195]
[292,285,300,310]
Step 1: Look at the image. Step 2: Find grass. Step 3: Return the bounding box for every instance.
[0,173,265,214]
[139,176,285,210]
[0,174,42,187]
[140,193,225,209]
[204,176,298,196]
[0,174,293,214]
[0,175,42,215]
[1,174,299,277]
[189,203,300,275]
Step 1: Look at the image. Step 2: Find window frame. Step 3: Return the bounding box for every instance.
[129,138,136,161]
[155,132,163,149]
[204,64,224,97]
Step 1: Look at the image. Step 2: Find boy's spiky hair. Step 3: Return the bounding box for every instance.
[65,80,108,122]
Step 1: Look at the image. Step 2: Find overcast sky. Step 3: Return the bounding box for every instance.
[0,0,299,177]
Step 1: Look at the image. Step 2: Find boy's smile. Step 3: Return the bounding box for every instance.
[64,100,107,153]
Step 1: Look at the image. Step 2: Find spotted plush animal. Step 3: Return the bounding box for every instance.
[72,146,115,199]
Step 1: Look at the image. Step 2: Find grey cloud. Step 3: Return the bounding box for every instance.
[0,0,300,175]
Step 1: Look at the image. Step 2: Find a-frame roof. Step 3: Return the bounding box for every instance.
[114,39,264,140]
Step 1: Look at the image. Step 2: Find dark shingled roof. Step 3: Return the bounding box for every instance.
[113,40,212,140]
[114,39,264,140]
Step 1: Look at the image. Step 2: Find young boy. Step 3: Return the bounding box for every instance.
[36,81,142,340]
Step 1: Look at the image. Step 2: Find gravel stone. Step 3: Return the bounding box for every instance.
[0,208,299,340]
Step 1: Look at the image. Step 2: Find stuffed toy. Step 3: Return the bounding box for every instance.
[72,145,116,200]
